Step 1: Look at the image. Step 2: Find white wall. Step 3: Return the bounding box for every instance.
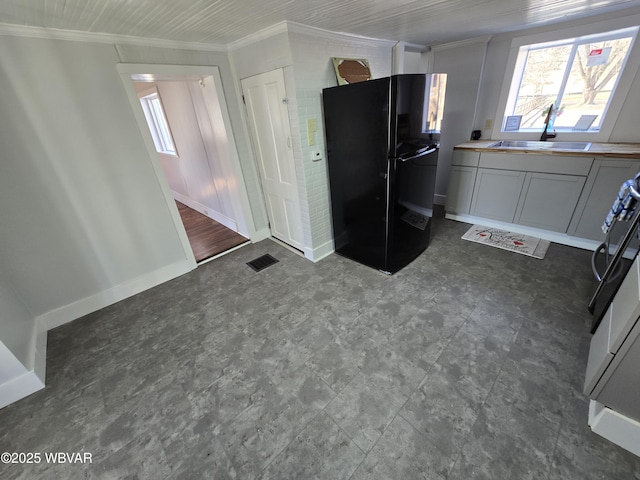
[403,50,426,74]
[473,8,640,144]
[162,81,218,208]
[0,32,266,407]
[433,7,640,205]
[432,39,488,204]
[133,82,189,196]
[134,82,191,198]
[287,27,394,259]
[0,279,43,408]
[231,30,293,81]
[230,25,394,260]
[155,80,238,230]
[0,36,190,320]
[229,31,302,248]
[116,43,269,234]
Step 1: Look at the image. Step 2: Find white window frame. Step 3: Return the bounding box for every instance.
[492,20,640,142]
[139,89,177,156]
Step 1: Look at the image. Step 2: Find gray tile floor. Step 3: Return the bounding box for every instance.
[2,218,640,479]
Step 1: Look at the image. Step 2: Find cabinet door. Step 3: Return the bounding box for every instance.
[515,172,586,232]
[470,168,526,223]
[584,308,615,396]
[445,165,477,215]
[569,159,640,241]
[608,256,640,354]
[595,323,640,421]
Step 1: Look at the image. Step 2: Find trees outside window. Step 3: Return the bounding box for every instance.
[503,27,637,133]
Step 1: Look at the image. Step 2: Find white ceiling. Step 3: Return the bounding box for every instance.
[1,0,640,47]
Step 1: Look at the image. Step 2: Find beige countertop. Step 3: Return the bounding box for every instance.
[454,140,640,159]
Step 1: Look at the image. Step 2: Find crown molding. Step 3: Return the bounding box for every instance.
[227,21,290,50]
[0,23,227,52]
[286,21,397,48]
[430,35,492,51]
[228,20,397,50]
[0,20,397,53]
[398,41,429,53]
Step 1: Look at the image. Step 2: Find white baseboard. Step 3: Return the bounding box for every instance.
[0,259,194,410]
[0,339,45,409]
[589,400,640,456]
[173,191,238,232]
[0,370,45,410]
[445,213,602,252]
[36,260,194,332]
[252,227,272,243]
[434,193,447,205]
[305,240,335,262]
[263,236,333,263]
[32,327,47,385]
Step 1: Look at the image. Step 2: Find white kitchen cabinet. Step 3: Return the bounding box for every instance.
[569,159,640,241]
[446,166,477,214]
[607,255,640,354]
[447,145,640,251]
[596,327,640,421]
[470,168,526,222]
[585,255,640,398]
[515,172,586,232]
[450,150,481,168]
[468,151,591,225]
[584,254,640,455]
[445,150,480,215]
[479,152,592,176]
[584,307,614,396]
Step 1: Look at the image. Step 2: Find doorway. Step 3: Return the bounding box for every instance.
[176,201,248,263]
[241,69,304,252]
[118,64,256,267]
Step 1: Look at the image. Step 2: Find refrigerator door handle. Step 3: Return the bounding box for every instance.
[398,146,438,162]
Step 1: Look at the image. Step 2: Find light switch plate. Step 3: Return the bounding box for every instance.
[307,118,317,146]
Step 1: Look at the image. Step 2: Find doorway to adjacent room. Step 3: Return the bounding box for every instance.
[119,64,256,267]
[176,201,248,263]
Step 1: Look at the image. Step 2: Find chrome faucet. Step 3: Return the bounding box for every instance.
[540,103,556,141]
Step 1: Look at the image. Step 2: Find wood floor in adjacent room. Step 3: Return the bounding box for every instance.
[176,201,249,262]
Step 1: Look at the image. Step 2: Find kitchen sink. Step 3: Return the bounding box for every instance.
[488,140,592,151]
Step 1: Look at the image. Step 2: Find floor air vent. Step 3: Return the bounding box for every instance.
[247,254,279,272]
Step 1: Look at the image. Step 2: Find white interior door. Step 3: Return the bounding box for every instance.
[241,69,304,251]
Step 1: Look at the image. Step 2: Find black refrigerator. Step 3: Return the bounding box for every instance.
[322,73,447,274]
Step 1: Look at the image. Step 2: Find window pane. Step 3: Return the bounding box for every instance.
[502,27,637,133]
[149,97,175,152]
[555,37,632,129]
[513,45,571,129]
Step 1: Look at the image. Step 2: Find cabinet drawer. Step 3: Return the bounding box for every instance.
[452,150,480,167]
[479,152,593,176]
[609,256,640,354]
